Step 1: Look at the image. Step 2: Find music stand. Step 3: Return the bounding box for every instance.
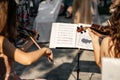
[76,49,93,80]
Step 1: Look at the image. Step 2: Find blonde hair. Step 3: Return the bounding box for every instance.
[0,0,17,42]
[0,1,8,33]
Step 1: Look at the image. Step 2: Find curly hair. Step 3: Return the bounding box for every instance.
[108,5,120,57]
[91,5,120,57]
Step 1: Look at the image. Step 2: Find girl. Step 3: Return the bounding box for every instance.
[88,1,120,69]
[0,0,53,80]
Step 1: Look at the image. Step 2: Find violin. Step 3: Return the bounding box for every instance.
[77,24,110,35]
[20,27,54,63]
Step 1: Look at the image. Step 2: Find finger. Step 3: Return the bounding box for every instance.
[91,30,102,37]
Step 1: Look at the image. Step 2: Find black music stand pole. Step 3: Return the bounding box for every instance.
[77,49,83,80]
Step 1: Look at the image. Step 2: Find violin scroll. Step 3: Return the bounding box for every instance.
[77,25,89,33]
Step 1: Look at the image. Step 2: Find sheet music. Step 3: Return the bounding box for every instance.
[50,23,77,48]
[49,23,93,50]
[76,30,93,50]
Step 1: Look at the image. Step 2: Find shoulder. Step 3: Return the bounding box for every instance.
[0,35,5,45]
[0,36,9,46]
[101,36,113,52]
[100,36,112,51]
[0,36,13,51]
[100,36,112,57]
[0,35,5,39]
[0,36,5,53]
[101,36,112,44]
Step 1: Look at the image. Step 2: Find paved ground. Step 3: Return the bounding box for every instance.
[14,12,110,80]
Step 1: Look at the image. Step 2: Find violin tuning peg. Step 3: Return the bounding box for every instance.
[84,30,86,32]
[80,25,83,28]
[77,27,80,29]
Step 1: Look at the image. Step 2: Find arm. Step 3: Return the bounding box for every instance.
[88,28,114,69]
[0,54,11,80]
[87,28,102,68]
[3,37,53,65]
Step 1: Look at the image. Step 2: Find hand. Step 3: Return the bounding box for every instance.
[87,28,99,40]
[43,48,53,62]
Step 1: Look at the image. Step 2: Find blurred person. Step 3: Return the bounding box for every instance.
[59,0,73,18]
[31,0,44,14]
[109,0,120,13]
[17,0,31,28]
[73,0,92,24]
[0,0,53,80]
[63,0,73,18]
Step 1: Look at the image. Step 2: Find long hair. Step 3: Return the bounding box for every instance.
[0,1,8,34]
[108,5,120,57]
[0,0,17,43]
[91,4,120,57]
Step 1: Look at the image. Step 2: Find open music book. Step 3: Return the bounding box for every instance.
[49,23,93,50]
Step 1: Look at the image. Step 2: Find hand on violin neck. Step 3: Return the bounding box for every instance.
[88,28,104,38]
